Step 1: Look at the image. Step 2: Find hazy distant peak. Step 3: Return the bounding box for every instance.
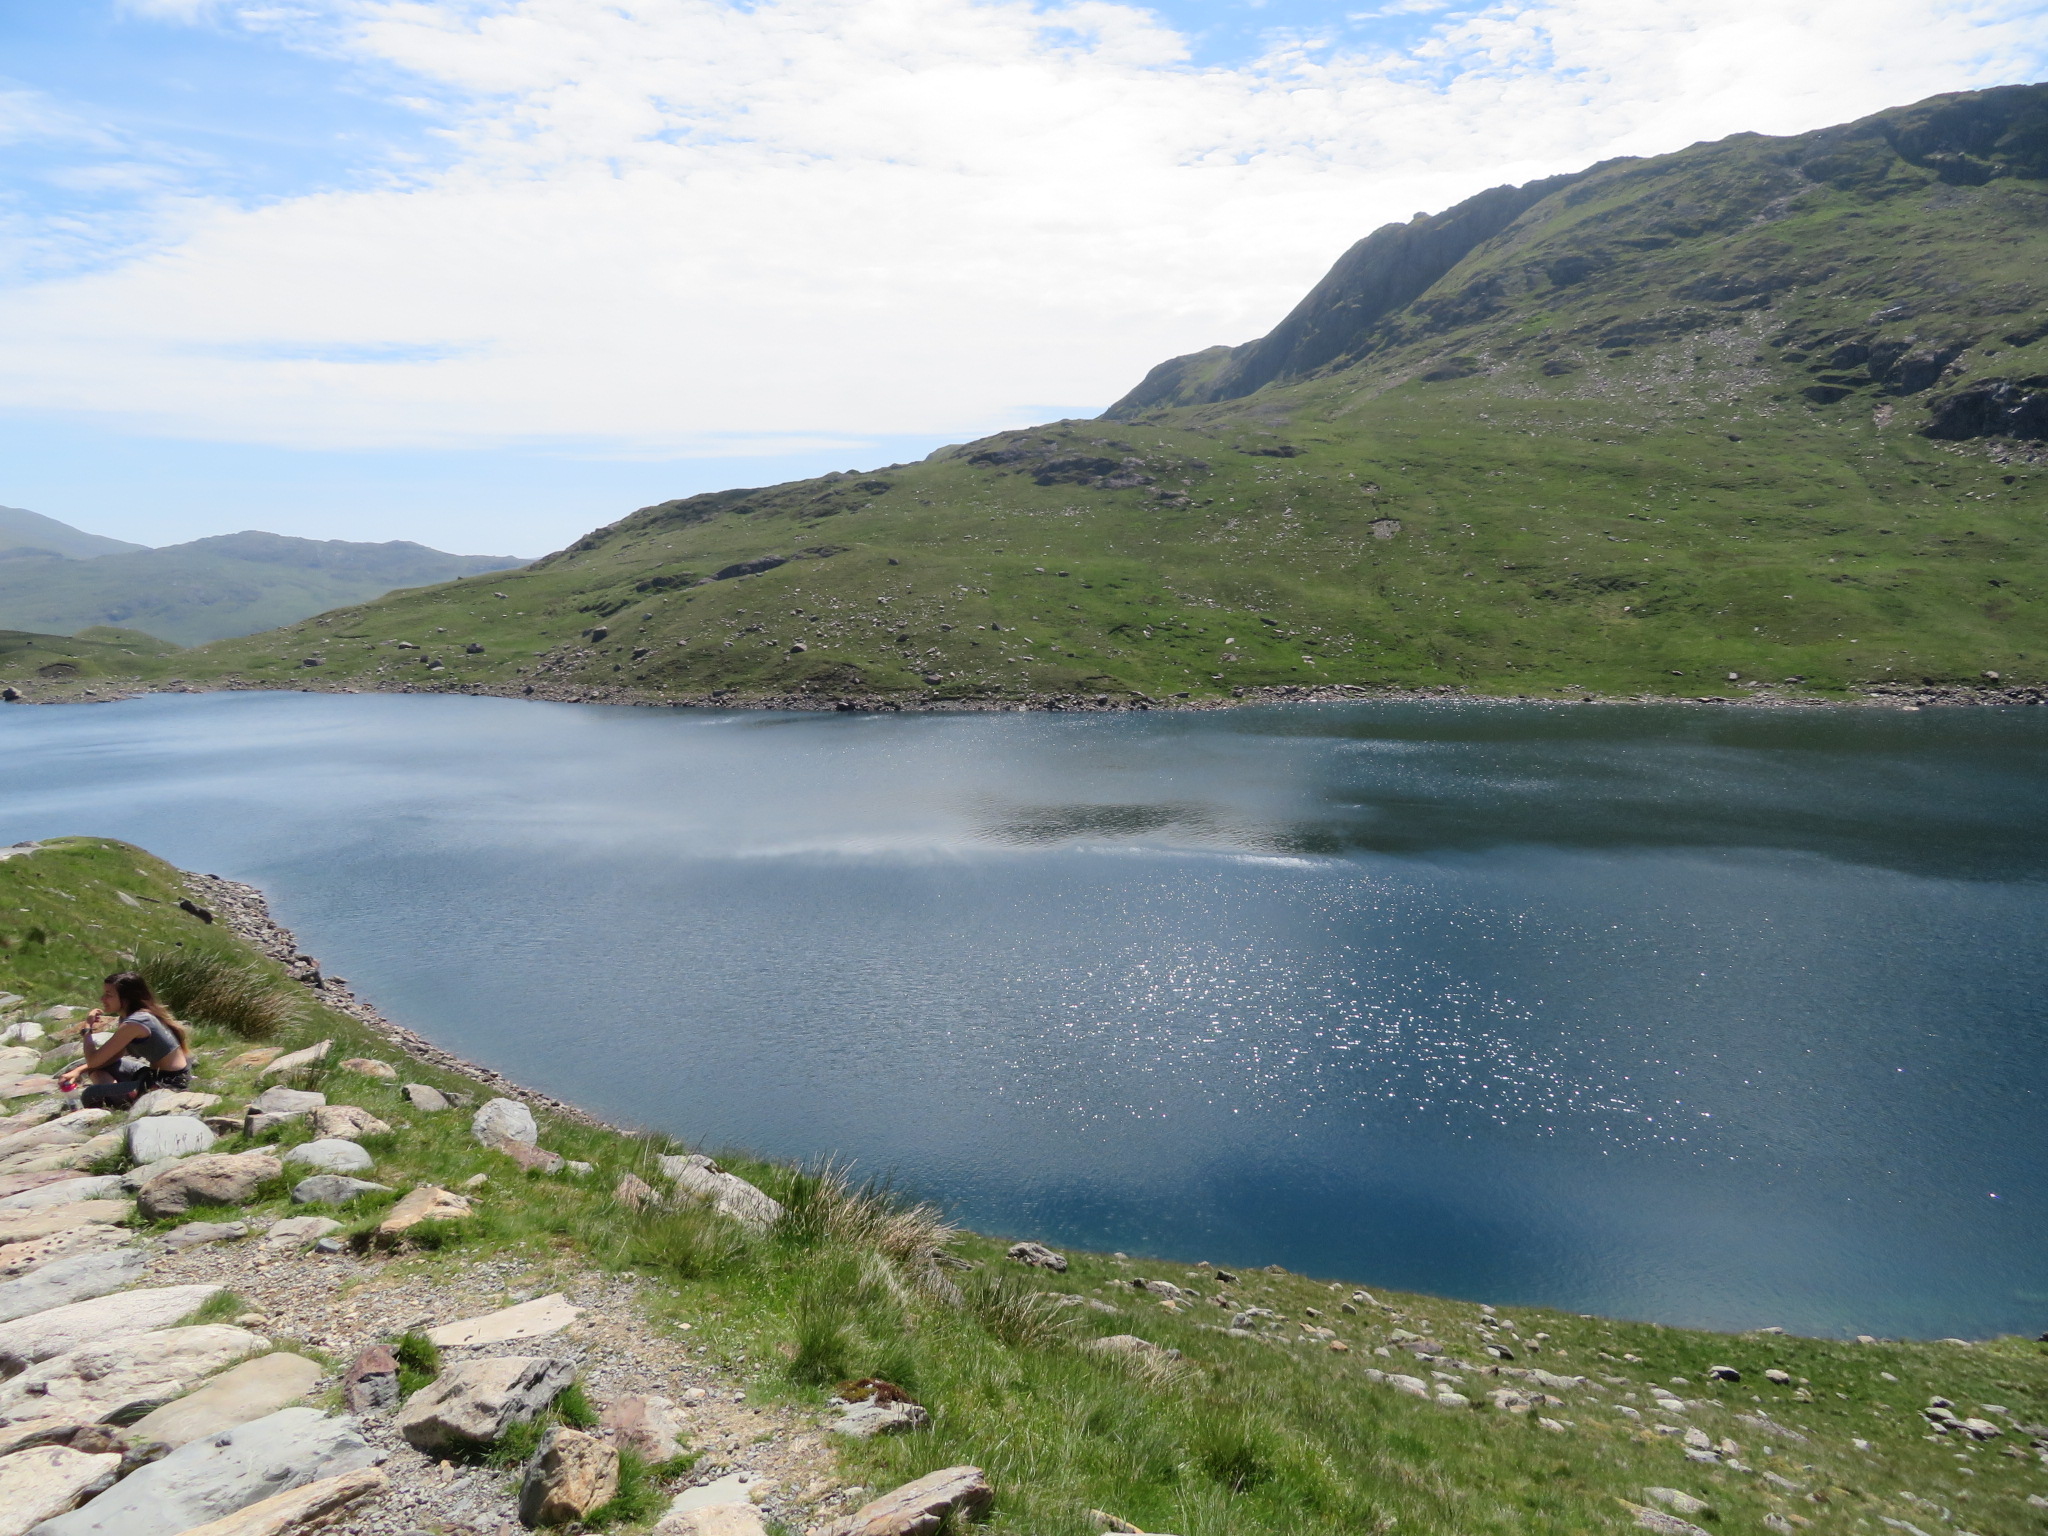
[0,506,148,560]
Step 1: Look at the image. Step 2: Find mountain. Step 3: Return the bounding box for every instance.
[31,82,2048,702]
[0,529,528,647]
[0,505,147,561]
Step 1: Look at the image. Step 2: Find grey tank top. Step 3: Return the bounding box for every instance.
[124,1010,182,1064]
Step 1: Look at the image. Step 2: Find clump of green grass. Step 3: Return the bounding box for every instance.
[584,1448,667,1528]
[392,1331,440,1399]
[138,946,293,1040]
[175,1289,247,1327]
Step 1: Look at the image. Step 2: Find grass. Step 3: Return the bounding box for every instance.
[6,835,2048,1536]
[392,1331,441,1399]
[175,1289,248,1327]
[137,946,293,1039]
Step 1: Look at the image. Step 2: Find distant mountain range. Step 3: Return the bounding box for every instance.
[0,510,524,646]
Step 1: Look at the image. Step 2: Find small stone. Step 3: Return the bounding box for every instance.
[160,1221,249,1253]
[601,1393,685,1461]
[137,1153,280,1219]
[1706,1365,1740,1382]
[814,1465,993,1536]
[152,1466,388,1536]
[614,1173,657,1209]
[312,1237,345,1254]
[518,1424,619,1526]
[126,1116,217,1165]
[126,1091,219,1120]
[376,1184,471,1240]
[426,1293,581,1349]
[259,1040,331,1078]
[1006,1241,1067,1273]
[401,1084,449,1112]
[471,1097,537,1146]
[282,1139,374,1174]
[127,1353,325,1448]
[342,1345,400,1413]
[830,1399,931,1438]
[289,1175,390,1206]
[0,1442,122,1534]
[393,1355,574,1451]
[1643,1488,1711,1517]
[1763,1368,1791,1384]
[307,1105,391,1140]
[262,1216,341,1247]
[338,1058,397,1080]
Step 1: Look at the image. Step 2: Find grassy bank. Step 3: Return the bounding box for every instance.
[4,836,2046,1535]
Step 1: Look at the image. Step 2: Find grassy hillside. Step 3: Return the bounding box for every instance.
[17,82,2048,706]
[0,529,527,647]
[4,836,2047,1536]
[0,624,179,692]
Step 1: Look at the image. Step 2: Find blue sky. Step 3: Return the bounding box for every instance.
[2,0,2043,556]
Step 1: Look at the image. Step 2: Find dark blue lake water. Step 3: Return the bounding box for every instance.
[2,690,2044,1339]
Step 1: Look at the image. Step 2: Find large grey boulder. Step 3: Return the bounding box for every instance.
[0,1226,131,1282]
[127,1353,324,1448]
[306,1106,389,1141]
[814,1466,993,1536]
[288,1175,388,1206]
[392,1356,573,1451]
[0,1247,146,1325]
[280,1140,372,1175]
[658,1155,783,1230]
[126,1117,215,1165]
[0,1283,223,1372]
[400,1084,448,1112]
[136,1154,280,1220]
[471,1098,537,1146]
[29,1405,380,1536]
[0,1443,121,1536]
[0,1325,267,1427]
[246,1088,322,1118]
[0,1178,123,1212]
[126,1091,219,1121]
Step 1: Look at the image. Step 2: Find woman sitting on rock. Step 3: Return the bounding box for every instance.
[58,971,193,1108]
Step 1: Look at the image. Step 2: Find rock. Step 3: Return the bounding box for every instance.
[1083,1335,1180,1362]
[1006,1241,1067,1272]
[122,1157,193,1192]
[248,1088,324,1116]
[219,1049,279,1072]
[7,1130,123,1176]
[471,1098,537,1146]
[653,1506,768,1536]
[600,1394,684,1461]
[306,1106,389,1141]
[518,1425,619,1526]
[280,1139,373,1175]
[830,1400,931,1438]
[659,1155,784,1230]
[401,1084,449,1111]
[137,1154,279,1219]
[564,1160,593,1176]
[613,1173,657,1210]
[161,1222,249,1254]
[338,1058,397,1080]
[392,1355,573,1451]
[425,1293,580,1349]
[0,1171,78,1202]
[0,1177,122,1212]
[488,1138,565,1174]
[126,1354,324,1448]
[261,1216,340,1247]
[126,1116,217,1165]
[341,1346,399,1414]
[817,1465,993,1536]
[312,1237,345,1255]
[1622,1502,1710,1536]
[258,1041,330,1078]
[1644,1488,1711,1517]
[375,1184,470,1239]
[0,1443,121,1536]
[0,1225,132,1281]
[31,1405,379,1536]
[288,1175,388,1206]
[0,1325,266,1427]
[0,1282,224,1372]
[0,1202,132,1247]
[0,1248,146,1324]
[126,1091,219,1121]
[1706,1365,1740,1382]
[157,1466,388,1536]
[1763,1368,1792,1384]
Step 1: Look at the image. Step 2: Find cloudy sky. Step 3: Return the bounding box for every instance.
[2,1,2044,553]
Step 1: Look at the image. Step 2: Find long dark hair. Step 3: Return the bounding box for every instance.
[104,972,190,1052]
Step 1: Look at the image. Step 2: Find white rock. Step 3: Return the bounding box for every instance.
[400,1084,449,1112]
[126,1116,215,1165]
[0,1443,121,1536]
[470,1098,537,1146]
[127,1353,326,1448]
[126,1091,219,1121]
[654,1501,769,1536]
[0,1325,266,1427]
[258,1041,331,1078]
[0,1177,122,1212]
[261,1217,341,1247]
[31,1405,379,1536]
[425,1294,581,1349]
[0,1247,145,1325]
[280,1140,373,1175]
[246,1087,323,1117]
[659,1155,783,1230]
[0,1282,223,1372]
[161,1466,389,1536]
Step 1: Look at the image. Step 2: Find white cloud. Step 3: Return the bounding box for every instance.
[3,0,2043,453]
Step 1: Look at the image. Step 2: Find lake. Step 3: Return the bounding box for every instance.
[3,690,2044,1339]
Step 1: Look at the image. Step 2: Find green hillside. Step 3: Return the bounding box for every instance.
[0,528,527,647]
[22,82,2048,705]
[0,504,145,560]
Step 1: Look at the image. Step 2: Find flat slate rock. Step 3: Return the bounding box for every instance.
[246,1088,323,1117]
[160,1222,249,1254]
[125,1117,216,1165]
[126,1091,219,1121]
[654,1504,770,1536]
[0,1171,78,1202]
[0,1443,121,1536]
[289,1175,389,1206]
[258,1041,331,1079]
[30,1405,379,1536]
[0,1247,146,1325]
[0,1325,267,1428]
[425,1294,581,1349]
[280,1139,373,1175]
[0,1226,133,1282]
[128,1352,325,1449]
[165,1466,388,1536]
[0,1282,224,1373]
[0,1177,123,1213]
[0,1203,131,1248]
[261,1216,340,1247]
[393,1355,573,1450]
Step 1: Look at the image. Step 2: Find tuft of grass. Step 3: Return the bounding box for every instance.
[138,946,293,1040]
[392,1331,440,1398]
[583,1448,667,1529]
[175,1289,246,1327]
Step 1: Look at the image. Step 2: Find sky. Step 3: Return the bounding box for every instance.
[1,1,2044,556]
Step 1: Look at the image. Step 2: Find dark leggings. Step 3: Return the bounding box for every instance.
[80,1064,192,1110]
